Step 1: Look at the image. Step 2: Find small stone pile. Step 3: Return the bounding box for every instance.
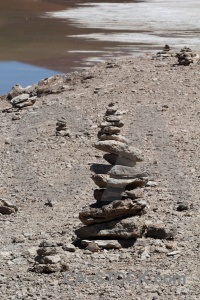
[8,92,37,109]
[177,47,200,66]
[75,104,147,248]
[155,44,176,59]
[56,118,71,137]
[31,241,68,274]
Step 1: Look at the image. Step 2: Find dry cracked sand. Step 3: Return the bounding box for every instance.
[0,49,200,299]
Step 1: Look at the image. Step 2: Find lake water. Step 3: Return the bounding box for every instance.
[0,0,200,95]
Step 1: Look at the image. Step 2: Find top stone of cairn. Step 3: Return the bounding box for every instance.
[94,103,144,163]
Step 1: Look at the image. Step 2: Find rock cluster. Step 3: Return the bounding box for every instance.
[177,47,200,66]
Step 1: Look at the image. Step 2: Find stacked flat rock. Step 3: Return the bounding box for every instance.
[75,103,149,248]
[9,93,37,109]
[177,47,200,66]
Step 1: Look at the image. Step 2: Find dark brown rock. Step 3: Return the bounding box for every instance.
[79,199,146,225]
[37,247,58,256]
[90,163,112,174]
[94,188,124,202]
[75,216,145,239]
[100,126,121,134]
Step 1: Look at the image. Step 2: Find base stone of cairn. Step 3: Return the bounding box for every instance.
[75,103,176,249]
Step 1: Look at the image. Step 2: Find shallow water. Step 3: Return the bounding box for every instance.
[0,0,200,95]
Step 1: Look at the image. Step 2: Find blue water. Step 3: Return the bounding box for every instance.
[0,61,60,96]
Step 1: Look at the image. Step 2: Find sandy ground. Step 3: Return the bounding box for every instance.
[0,52,199,299]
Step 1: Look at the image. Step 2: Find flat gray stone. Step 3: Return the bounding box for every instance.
[75,216,145,239]
[91,174,109,188]
[79,199,146,225]
[82,239,135,249]
[81,240,122,249]
[106,105,118,115]
[99,121,124,128]
[43,255,61,264]
[10,94,30,105]
[91,173,147,188]
[63,243,76,252]
[94,140,143,162]
[104,115,122,122]
[108,165,148,178]
[100,126,121,134]
[99,134,129,144]
[15,98,36,108]
[104,153,136,167]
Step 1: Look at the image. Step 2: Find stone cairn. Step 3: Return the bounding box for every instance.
[8,92,37,110]
[75,103,175,250]
[56,117,72,137]
[75,103,176,252]
[155,44,176,59]
[31,241,68,274]
[177,46,200,66]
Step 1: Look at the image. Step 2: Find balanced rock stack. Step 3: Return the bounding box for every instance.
[56,117,71,137]
[31,241,68,274]
[177,47,200,66]
[75,103,150,248]
[155,44,176,59]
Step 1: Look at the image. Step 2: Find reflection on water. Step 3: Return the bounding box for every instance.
[0,0,200,95]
